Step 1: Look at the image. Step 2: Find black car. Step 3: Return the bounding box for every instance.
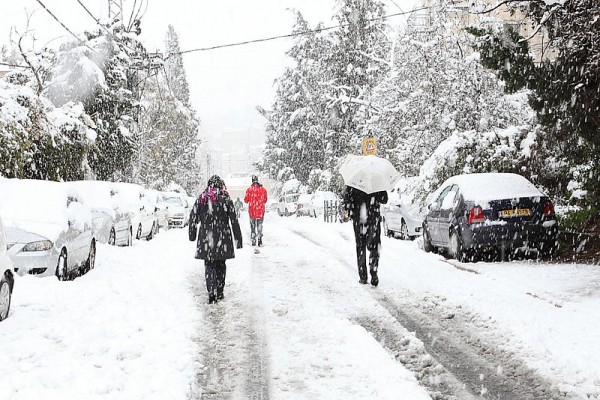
[422,173,558,261]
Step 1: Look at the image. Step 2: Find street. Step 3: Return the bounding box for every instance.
[2,213,599,399]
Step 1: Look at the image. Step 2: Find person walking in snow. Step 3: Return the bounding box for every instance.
[244,175,268,246]
[189,175,243,304]
[234,197,243,218]
[343,186,388,286]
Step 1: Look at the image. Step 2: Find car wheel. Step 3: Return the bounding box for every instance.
[87,240,96,271]
[55,249,69,281]
[0,275,11,321]
[537,241,557,259]
[400,219,409,240]
[450,230,467,262]
[147,223,155,240]
[108,228,116,246]
[423,225,433,253]
[136,224,142,240]
[382,218,392,238]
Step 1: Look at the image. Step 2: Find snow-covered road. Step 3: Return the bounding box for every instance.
[2,213,599,399]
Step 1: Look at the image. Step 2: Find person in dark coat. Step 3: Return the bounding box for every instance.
[343,186,388,286]
[189,175,243,304]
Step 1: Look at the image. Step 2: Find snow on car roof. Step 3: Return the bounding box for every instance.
[440,173,544,203]
[66,180,117,215]
[0,178,70,239]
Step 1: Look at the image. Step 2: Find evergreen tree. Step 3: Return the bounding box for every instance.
[164,25,191,106]
[469,0,600,209]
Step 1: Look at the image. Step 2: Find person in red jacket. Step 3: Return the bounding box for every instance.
[244,175,268,246]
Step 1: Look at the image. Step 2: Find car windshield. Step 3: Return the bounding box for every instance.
[165,197,183,206]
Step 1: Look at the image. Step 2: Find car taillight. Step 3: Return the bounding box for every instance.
[543,200,555,217]
[468,206,486,224]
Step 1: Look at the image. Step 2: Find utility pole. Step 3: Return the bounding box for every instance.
[107,0,121,21]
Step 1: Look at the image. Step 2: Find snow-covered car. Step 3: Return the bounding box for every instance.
[383,178,425,240]
[296,194,316,217]
[162,192,188,228]
[67,180,133,246]
[145,189,169,230]
[296,191,339,217]
[112,183,158,241]
[0,214,15,321]
[277,193,300,216]
[422,173,559,261]
[0,178,96,280]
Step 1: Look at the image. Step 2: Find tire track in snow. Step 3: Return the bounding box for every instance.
[286,226,567,400]
[188,257,270,399]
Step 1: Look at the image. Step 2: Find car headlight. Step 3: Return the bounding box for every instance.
[22,240,53,252]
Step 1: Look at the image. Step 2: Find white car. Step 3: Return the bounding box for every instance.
[382,177,425,240]
[112,183,158,241]
[162,192,188,228]
[145,189,169,230]
[67,180,133,246]
[296,191,340,218]
[0,178,96,280]
[0,214,15,321]
[277,193,300,216]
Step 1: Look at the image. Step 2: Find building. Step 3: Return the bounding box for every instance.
[409,0,556,63]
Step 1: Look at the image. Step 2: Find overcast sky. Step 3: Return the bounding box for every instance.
[0,0,420,148]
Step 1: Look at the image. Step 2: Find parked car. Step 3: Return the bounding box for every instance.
[145,189,169,230]
[383,178,425,240]
[277,193,300,216]
[0,214,15,321]
[112,183,158,241]
[67,180,133,246]
[296,194,316,217]
[162,192,188,228]
[422,173,559,261]
[0,178,96,280]
[296,191,339,218]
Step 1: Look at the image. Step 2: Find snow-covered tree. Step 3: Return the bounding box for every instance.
[164,25,190,106]
[0,72,96,181]
[45,20,146,181]
[469,0,600,210]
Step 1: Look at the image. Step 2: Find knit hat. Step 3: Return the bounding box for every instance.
[252,175,259,184]
[207,175,224,189]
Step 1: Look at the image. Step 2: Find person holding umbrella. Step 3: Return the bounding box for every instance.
[339,155,400,286]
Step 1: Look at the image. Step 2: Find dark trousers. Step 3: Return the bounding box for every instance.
[205,260,226,296]
[353,220,380,281]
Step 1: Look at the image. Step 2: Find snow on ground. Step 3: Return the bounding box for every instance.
[0,229,199,400]
[2,212,600,399]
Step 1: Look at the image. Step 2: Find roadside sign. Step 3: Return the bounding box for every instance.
[363,138,377,155]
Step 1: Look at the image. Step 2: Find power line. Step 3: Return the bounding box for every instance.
[74,0,112,35]
[33,0,89,47]
[173,6,430,57]
[0,61,28,68]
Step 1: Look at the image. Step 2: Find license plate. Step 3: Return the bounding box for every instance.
[500,208,531,218]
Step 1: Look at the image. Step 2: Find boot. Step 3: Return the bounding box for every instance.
[217,291,224,300]
[208,294,217,304]
[252,239,256,246]
[258,237,263,247]
[359,277,368,284]
[371,276,379,287]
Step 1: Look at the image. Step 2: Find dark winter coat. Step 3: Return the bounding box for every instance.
[189,187,243,261]
[343,186,388,249]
